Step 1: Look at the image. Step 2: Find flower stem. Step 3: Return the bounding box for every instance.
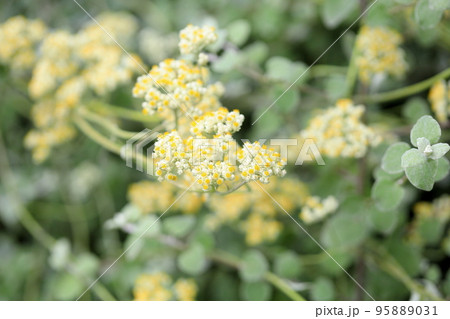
[78,107,140,140]
[87,100,160,124]
[73,113,123,155]
[209,250,307,301]
[355,68,450,104]
[344,43,359,98]
[368,242,443,301]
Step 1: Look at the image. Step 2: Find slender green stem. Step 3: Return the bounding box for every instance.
[79,108,140,139]
[264,272,306,301]
[87,100,160,124]
[210,250,307,301]
[73,113,123,155]
[355,68,450,104]
[344,43,359,98]
[368,243,443,301]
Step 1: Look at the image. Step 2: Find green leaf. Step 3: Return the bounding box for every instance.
[321,0,358,29]
[265,56,308,84]
[74,253,100,278]
[240,281,272,301]
[401,148,426,168]
[163,215,196,237]
[368,206,399,235]
[402,149,438,191]
[53,273,84,300]
[435,157,450,181]
[373,166,403,181]
[242,41,269,64]
[402,98,430,124]
[311,277,335,301]
[324,74,346,101]
[321,213,368,249]
[415,0,444,30]
[429,0,450,11]
[177,244,207,276]
[192,230,215,253]
[418,218,445,244]
[386,240,421,276]
[381,142,410,174]
[430,143,450,160]
[270,87,300,113]
[425,265,441,283]
[212,50,243,73]
[227,20,251,46]
[274,251,302,279]
[239,250,269,282]
[371,179,405,212]
[410,115,441,146]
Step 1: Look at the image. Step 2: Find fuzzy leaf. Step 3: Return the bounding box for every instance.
[415,0,444,29]
[410,115,441,146]
[240,281,272,301]
[239,250,268,282]
[321,0,358,29]
[372,179,405,212]
[177,244,207,275]
[435,157,450,181]
[381,142,410,174]
[227,20,251,46]
[430,143,450,160]
[403,158,438,191]
[401,148,426,169]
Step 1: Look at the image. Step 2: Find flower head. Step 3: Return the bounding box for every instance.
[300,196,338,224]
[428,80,449,123]
[356,26,407,84]
[301,99,381,158]
[238,142,287,183]
[178,24,217,55]
[191,107,244,137]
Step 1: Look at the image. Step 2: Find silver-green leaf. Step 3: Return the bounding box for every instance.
[381,142,410,174]
[410,115,441,147]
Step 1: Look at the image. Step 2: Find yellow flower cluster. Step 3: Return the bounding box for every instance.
[356,26,407,84]
[0,13,143,163]
[191,107,244,137]
[0,16,47,71]
[178,24,217,56]
[206,178,310,245]
[299,196,338,224]
[134,24,287,191]
[301,99,381,158]
[242,213,282,246]
[128,180,203,215]
[174,279,198,301]
[133,272,198,301]
[428,80,450,123]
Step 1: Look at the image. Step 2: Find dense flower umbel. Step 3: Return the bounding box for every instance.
[0,13,144,163]
[356,26,407,84]
[0,16,47,71]
[133,272,197,301]
[300,196,338,224]
[136,25,286,191]
[428,80,450,123]
[301,99,381,158]
[178,24,217,56]
[191,107,244,137]
[238,142,287,183]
